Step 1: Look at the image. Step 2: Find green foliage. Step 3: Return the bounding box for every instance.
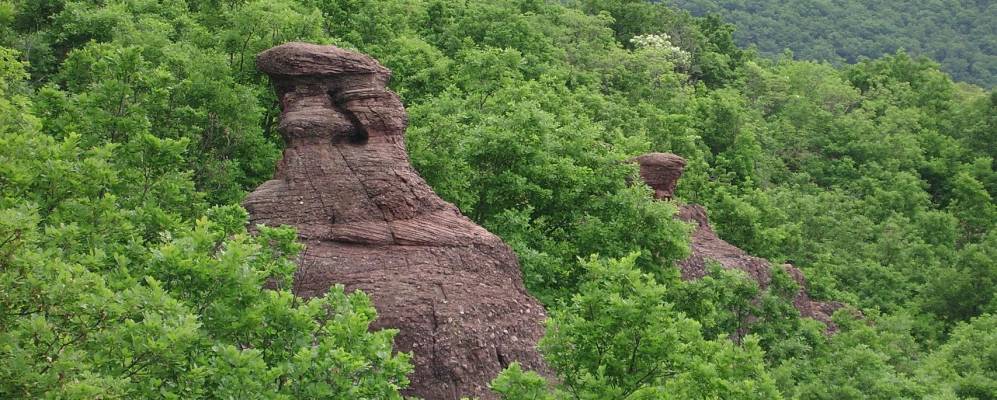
[406,75,690,302]
[919,314,997,399]
[490,362,555,400]
[0,184,411,398]
[669,0,997,88]
[772,311,930,399]
[921,231,997,323]
[0,191,412,399]
[528,254,780,399]
[9,0,332,205]
[668,264,759,338]
[0,37,409,398]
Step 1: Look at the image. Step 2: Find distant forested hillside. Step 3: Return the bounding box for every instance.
[668,0,997,87]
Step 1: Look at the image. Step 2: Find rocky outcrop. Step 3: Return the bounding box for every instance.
[245,43,548,399]
[631,153,687,200]
[634,153,843,330]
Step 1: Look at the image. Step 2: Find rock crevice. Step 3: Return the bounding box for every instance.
[245,43,548,400]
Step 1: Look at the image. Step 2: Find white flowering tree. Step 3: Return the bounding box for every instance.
[630,33,692,71]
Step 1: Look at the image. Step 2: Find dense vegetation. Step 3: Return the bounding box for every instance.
[667,0,997,88]
[1,0,994,399]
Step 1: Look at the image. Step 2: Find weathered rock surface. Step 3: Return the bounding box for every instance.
[634,153,843,330]
[245,42,548,399]
[632,153,687,200]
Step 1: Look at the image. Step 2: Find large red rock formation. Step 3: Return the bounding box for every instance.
[634,153,843,330]
[245,43,548,399]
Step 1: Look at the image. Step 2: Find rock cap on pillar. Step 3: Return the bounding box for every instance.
[632,152,687,200]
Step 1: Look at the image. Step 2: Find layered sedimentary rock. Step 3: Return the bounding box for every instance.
[634,153,843,329]
[245,43,548,399]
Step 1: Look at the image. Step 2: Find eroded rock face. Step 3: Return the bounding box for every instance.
[632,152,687,200]
[634,153,843,330]
[245,43,548,399]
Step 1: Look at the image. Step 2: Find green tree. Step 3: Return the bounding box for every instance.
[919,314,997,399]
[0,45,410,399]
[535,254,780,399]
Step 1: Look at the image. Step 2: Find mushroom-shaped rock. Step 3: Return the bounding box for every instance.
[633,152,687,200]
[631,153,843,331]
[246,42,549,399]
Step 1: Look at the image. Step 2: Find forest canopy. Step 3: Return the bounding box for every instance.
[667,0,997,88]
[1,0,994,399]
